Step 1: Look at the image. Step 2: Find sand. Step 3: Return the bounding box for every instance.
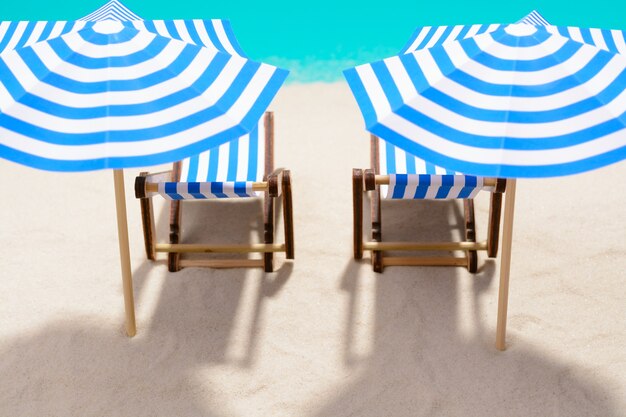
[0,82,625,417]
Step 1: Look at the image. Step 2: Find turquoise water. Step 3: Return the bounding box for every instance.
[1,0,625,82]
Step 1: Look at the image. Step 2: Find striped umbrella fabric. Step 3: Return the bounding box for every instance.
[79,0,142,21]
[344,23,626,178]
[546,26,626,54]
[0,21,79,54]
[81,1,249,57]
[0,17,248,58]
[156,117,266,199]
[381,11,546,199]
[518,10,549,26]
[398,11,626,58]
[0,18,288,172]
[0,1,140,54]
[400,10,549,54]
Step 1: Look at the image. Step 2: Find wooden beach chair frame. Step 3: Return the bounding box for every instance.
[134,112,294,272]
[353,135,507,273]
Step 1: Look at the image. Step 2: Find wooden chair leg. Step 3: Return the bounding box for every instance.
[371,186,383,273]
[488,192,504,258]
[368,138,383,272]
[464,199,478,273]
[138,172,156,261]
[263,192,274,273]
[168,200,182,272]
[281,170,294,260]
[352,169,364,259]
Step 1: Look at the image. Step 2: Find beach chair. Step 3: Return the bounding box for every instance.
[135,111,294,272]
[352,135,506,273]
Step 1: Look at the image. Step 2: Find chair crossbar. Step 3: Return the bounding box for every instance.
[362,241,488,251]
[179,259,265,269]
[155,243,286,254]
[383,256,469,267]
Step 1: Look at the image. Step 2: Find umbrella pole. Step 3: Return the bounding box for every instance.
[496,179,517,351]
[113,169,137,337]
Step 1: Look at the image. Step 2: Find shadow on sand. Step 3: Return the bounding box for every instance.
[0,193,619,416]
[320,196,621,417]
[0,195,292,416]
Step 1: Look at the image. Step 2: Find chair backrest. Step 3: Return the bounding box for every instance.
[372,135,489,200]
[177,112,272,184]
[377,136,456,176]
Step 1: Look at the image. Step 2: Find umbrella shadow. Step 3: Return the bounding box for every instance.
[0,194,291,416]
[327,195,621,417]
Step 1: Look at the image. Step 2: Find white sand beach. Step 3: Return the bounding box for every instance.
[0,82,625,416]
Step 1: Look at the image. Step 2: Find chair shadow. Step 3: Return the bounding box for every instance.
[0,194,292,416]
[328,195,621,417]
[142,195,292,365]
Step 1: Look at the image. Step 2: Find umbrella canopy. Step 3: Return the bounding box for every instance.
[0,0,288,337]
[400,10,550,54]
[0,2,288,172]
[79,0,142,21]
[344,23,626,178]
[344,16,626,350]
[0,2,247,58]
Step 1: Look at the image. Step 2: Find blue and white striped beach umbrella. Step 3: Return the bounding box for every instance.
[344,16,626,350]
[0,1,288,172]
[344,22,626,178]
[0,0,288,337]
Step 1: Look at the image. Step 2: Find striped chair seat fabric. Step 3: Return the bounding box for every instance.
[379,139,493,200]
[158,117,266,200]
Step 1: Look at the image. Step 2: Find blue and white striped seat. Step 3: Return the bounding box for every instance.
[378,139,492,199]
[156,117,267,200]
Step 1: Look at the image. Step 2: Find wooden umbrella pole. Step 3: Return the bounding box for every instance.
[113,169,137,337]
[496,179,517,351]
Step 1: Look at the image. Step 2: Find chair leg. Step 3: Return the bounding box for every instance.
[138,172,156,261]
[352,169,364,260]
[464,199,478,273]
[263,192,274,273]
[488,192,504,258]
[371,186,383,273]
[168,200,182,272]
[281,170,295,260]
